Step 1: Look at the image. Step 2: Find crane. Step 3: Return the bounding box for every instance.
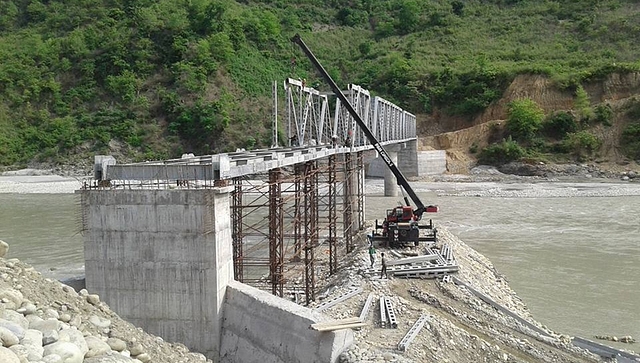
[291,34,438,247]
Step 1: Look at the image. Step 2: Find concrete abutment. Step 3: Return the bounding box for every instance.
[81,187,351,362]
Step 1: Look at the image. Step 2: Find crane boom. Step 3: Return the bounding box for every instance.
[291,34,430,219]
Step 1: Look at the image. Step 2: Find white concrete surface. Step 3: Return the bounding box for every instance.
[220,280,353,363]
[366,149,447,178]
[82,188,234,358]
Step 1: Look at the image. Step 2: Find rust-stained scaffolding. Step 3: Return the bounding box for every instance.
[230,153,364,304]
[84,151,368,305]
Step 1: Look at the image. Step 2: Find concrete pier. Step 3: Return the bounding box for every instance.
[384,145,399,197]
[81,188,234,358]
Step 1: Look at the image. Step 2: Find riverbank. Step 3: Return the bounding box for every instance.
[314,226,636,363]
[0,169,86,194]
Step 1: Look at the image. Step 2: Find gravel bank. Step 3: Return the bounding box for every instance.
[313,226,618,363]
[0,170,86,194]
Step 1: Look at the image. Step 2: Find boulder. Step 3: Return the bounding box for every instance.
[0,326,19,347]
[84,351,137,362]
[106,337,126,352]
[0,240,8,258]
[0,289,24,310]
[43,341,83,363]
[9,343,44,361]
[0,346,20,363]
[58,329,89,356]
[0,319,25,340]
[85,336,112,358]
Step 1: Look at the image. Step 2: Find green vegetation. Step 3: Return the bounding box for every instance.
[479,97,605,165]
[542,111,578,139]
[620,98,640,160]
[505,99,545,143]
[564,130,602,159]
[478,136,525,165]
[1,0,640,166]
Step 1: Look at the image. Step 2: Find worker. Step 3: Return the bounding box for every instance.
[368,242,376,268]
[380,252,388,279]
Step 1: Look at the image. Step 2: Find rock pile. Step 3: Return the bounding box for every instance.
[0,256,212,363]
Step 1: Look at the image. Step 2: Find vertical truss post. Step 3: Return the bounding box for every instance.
[272,81,278,147]
[343,152,354,253]
[304,161,318,304]
[269,168,284,297]
[232,177,244,282]
[328,155,338,274]
[357,151,365,231]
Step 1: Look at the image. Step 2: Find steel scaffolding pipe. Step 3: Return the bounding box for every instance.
[357,151,365,232]
[232,177,244,282]
[327,155,338,274]
[343,152,354,253]
[269,168,284,297]
[303,161,318,304]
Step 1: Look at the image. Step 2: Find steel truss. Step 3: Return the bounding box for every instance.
[282,80,415,150]
[334,84,371,148]
[284,78,330,147]
[372,97,416,142]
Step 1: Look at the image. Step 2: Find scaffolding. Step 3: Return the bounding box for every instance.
[229,153,364,304]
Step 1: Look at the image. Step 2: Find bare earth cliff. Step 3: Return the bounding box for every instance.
[418,73,640,175]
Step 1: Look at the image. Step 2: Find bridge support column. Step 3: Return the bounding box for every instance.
[82,188,234,360]
[384,145,401,197]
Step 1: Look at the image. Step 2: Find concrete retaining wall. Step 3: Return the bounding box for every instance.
[397,140,418,178]
[220,280,353,363]
[418,150,447,175]
[367,148,447,177]
[82,188,233,359]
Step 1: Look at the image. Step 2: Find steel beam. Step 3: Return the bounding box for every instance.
[398,314,429,351]
[313,287,363,312]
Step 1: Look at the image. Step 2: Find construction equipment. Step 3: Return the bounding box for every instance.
[291,34,438,248]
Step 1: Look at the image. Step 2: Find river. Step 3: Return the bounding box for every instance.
[1,176,639,347]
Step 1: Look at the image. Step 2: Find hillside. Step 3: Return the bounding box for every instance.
[1,0,640,169]
[419,72,640,174]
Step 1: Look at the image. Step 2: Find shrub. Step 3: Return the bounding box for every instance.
[505,99,544,142]
[469,142,478,154]
[592,104,613,126]
[478,137,525,165]
[625,99,640,120]
[564,130,601,158]
[620,123,640,160]
[542,111,578,139]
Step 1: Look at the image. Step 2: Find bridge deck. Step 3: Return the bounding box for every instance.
[100,138,415,181]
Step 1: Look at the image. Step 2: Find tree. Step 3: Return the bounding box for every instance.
[506,99,544,142]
